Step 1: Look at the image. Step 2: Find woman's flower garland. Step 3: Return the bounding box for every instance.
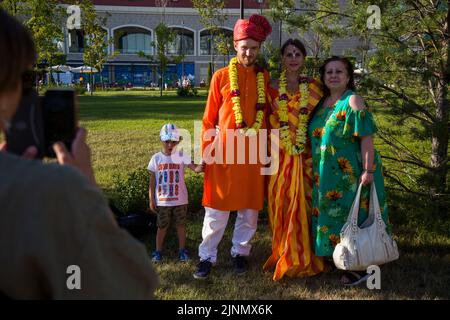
[229,57,265,135]
[278,70,311,155]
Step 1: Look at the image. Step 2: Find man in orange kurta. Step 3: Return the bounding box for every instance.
[193,14,272,280]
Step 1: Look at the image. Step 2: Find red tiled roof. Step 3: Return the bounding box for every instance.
[92,0,265,9]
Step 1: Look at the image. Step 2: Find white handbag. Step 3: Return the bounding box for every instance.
[333,183,399,271]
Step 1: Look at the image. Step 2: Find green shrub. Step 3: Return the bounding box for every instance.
[112,168,150,213]
[74,85,86,95]
[129,87,150,91]
[304,57,321,78]
[176,86,198,97]
[185,173,204,213]
[107,87,125,91]
[111,168,204,214]
[37,85,57,95]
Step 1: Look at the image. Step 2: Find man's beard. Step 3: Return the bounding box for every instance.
[239,56,256,67]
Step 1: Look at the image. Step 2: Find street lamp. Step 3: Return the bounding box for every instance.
[279,20,283,48]
[278,7,296,48]
[255,0,264,15]
[240,0,244,19]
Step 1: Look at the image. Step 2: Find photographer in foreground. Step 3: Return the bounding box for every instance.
[0,9,158,299]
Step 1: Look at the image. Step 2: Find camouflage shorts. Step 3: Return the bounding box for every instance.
[156,205,188,228]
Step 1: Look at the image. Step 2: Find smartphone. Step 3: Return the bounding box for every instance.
[6,86,78,158]
[41,89,78,158]
[5,88,46,158]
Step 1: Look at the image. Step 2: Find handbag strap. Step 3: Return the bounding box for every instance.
[369,183,385,223]
[346,183,364,227]
[344,182,385,231]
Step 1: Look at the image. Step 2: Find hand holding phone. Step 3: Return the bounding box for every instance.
[5,86,78,159]
[0,142,38,159]
[53,128,96,186]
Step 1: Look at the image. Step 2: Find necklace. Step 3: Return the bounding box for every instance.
[229,57,266,136]
[278,70,312,155]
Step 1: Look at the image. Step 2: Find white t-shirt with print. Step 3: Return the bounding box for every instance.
[147,152,191,206]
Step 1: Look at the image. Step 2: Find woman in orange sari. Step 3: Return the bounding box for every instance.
[264,39,325,280]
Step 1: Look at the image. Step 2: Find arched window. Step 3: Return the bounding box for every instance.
[68,29,85,53]
[167,27,194,55]
[200,28,233,56]
[68,28,109,54]
[114,26,152,54]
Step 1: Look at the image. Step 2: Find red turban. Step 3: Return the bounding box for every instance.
[233,14,272,42]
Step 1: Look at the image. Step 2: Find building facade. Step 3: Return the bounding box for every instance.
[64,0,358,86]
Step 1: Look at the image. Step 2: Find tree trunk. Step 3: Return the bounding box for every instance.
[210,32,215,74]
[430,6,450,199]
[430,78,449,197]
[160,62,163,97]
[90,73,93,96]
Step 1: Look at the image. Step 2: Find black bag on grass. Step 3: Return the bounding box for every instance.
[110,203,157,239]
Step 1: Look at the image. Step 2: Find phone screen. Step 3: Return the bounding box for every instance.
[42,90,77,157]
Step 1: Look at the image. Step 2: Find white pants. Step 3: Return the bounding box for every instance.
[198,207,258,263]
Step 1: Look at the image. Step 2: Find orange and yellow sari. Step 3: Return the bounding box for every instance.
[264,79,325,281]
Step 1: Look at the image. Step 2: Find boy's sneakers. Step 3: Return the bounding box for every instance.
[179,249,189,262]
[151,250,162,263]
[152,249,189,262]
[193,259,212,280]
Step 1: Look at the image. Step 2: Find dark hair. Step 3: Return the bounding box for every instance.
[0,9,36,92]
[281,38,307,57]
[319,56,355,97]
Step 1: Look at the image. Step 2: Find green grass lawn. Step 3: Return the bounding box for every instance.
[79,91,206,191]
[79,91,449,300]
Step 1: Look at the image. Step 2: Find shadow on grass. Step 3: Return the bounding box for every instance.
[388,190,450,239]
[107,179,448,299]
[141,214,450,300]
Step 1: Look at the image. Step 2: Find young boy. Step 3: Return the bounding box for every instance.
[148,123,203,263]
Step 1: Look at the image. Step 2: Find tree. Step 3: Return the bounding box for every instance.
[139,22,178,97]
[155,0,170,22]
[271,0,449,213]
[206,62,212,88]
[257,41,281,78]
[77,0,112,94]
[192,0,228,75]
[346,1,449,208]
[0,0,27,15]
[215,30,234,67]
[268,0,347,72]
[7,0,66,85]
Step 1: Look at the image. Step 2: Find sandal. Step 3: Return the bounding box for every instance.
[340,271,370,287]
[324,261,338,273]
